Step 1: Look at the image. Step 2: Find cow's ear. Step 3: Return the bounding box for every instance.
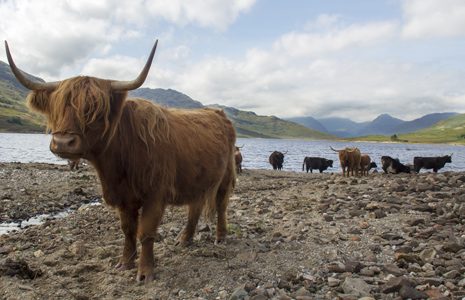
[27,90,51,114]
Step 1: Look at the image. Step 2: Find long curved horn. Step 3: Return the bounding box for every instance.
[4,41,60,91]
[111,40,158,91]
[283,150,288,155]
[330,146,340,152]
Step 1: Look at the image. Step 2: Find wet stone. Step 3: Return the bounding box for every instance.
[399,285,428,300]
[383,264,407,276]
[442,242,462,253]
[344,261,363,273]
[327,261,346,273]
[229,287,248,300]
[381,276,416,294]
[442,270,460,279]
[341,277,371,298]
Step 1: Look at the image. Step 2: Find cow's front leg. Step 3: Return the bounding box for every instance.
[116,207,138,270]
[137,201,165,283]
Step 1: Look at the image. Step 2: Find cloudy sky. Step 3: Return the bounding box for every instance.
[1,0,465,121]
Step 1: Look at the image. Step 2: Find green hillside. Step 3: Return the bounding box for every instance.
[212,105,335,139]
[0,79,45,132]
[0,61,45,132]
[400,113,465,144]
[351,114,465,144]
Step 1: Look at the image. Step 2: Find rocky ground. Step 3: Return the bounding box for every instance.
[0,163,464,300]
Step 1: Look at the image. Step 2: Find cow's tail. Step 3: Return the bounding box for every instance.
[330,146,340,152]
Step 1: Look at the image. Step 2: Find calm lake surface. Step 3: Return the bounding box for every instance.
[1,133,464,172]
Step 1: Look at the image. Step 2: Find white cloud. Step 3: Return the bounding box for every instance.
[402,0,465,39]
[275,21,397,58]
[304,14,341,31]
[151,16,465,121]
[81,55,148,81]
[0,0,132,77]
[146,0,256,31]
[0,0,255,78]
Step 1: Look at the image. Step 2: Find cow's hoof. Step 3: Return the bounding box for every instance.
[175,238,193,247]
[136,270,154,283]
[115,261,135,270]
[214,237,226,245]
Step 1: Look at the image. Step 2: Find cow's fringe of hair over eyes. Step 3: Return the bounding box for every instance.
[52,77,112,136]
[26,77,114,138]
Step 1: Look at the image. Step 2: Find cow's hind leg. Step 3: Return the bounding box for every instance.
[137,201,165,283]
[215,172,234,244]
[116,207,138,270]
[177,201,203,247]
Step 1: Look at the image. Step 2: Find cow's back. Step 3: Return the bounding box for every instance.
[117,100,236,204]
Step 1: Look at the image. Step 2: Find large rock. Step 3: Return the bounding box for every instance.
[341,277,371,297]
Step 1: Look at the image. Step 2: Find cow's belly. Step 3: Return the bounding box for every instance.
[169,165,228,205]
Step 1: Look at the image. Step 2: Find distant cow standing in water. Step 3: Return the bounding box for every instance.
[269,151,287,170]
[302,157,333,173]
[6,40,237,283]
[330,147,361,176]
[234,146,243,174]
[413,155,452,173]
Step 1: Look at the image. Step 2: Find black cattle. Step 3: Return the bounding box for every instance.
[413,155,452,173]
[369,162,378,171]
[381,156,411,174]
[269,151,286,170]
[302,157,333,173]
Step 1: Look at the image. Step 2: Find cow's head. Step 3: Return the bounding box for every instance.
[327,159,334,168]
[5,40,158,160]
[444,155,452,163]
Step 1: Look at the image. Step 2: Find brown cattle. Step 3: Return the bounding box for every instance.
[6,40,237,283]
[68,158,80,171]
[234,146,243,173]
[330,146,361,177]
[359,154,371,176]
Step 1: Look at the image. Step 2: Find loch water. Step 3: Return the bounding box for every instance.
[0,133,464,172]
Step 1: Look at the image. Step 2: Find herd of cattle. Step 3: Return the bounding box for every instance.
[234,146,453,176]
[5,39,457,284]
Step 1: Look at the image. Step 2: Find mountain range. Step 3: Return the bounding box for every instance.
[129,88,333,139]
[0,60,332,139]
[0,59,463,143]
[287,112,458,137]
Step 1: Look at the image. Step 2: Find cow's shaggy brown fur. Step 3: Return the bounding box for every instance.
[360,154,372,176]
[331,146,361,177]
[26,76,236,283]
[234,146,243,173]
